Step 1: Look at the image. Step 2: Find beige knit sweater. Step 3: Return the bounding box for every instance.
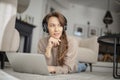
[37,36,78,74]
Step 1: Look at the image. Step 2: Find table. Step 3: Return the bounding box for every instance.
[98,34,120,79]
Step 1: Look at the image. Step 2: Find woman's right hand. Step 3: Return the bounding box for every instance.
[45,37,61,58]
[48,37,61,48]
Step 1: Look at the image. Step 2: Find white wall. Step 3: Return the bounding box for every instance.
[60,4,120,36]
[46,1,120,36]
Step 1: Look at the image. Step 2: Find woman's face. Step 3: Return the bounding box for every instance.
[48,17,63,39]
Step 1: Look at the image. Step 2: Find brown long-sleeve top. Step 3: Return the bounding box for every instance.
[37,36,78,74]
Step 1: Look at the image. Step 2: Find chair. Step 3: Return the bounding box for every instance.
[0,0,20,69]
[75,36,99,72]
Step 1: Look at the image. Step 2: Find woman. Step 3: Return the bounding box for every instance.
[38,12,87,74]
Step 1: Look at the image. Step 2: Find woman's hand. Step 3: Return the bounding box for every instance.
[45,37,61,58]
[48,37,61,48]
[48,66,56,74]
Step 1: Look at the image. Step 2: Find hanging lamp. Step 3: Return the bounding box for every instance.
[103,0,113,28]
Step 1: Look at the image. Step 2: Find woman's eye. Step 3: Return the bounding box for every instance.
[49,24,62,27]
[49,24,55,27]
[58,24,62,27]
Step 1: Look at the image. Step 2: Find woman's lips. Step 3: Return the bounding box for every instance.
[54,33,60,36]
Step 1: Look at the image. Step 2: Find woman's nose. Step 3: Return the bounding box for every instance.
[54,26,59,31]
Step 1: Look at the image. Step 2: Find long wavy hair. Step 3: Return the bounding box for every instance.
[43,12,68,66]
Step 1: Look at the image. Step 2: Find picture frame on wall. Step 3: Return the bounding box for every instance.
[88,26,100,37]
[73,24,87,38]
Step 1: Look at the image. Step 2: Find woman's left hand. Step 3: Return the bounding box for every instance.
[48,66,56,74]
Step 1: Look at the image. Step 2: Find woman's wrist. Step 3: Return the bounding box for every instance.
[45,46,52,58]
[46,45,52,50]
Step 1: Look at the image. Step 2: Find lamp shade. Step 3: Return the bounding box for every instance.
[103,10,113,24]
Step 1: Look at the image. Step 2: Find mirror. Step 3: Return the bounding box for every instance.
[17,0,31,13]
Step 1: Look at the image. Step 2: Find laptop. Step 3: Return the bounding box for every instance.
[6,53,50,75]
